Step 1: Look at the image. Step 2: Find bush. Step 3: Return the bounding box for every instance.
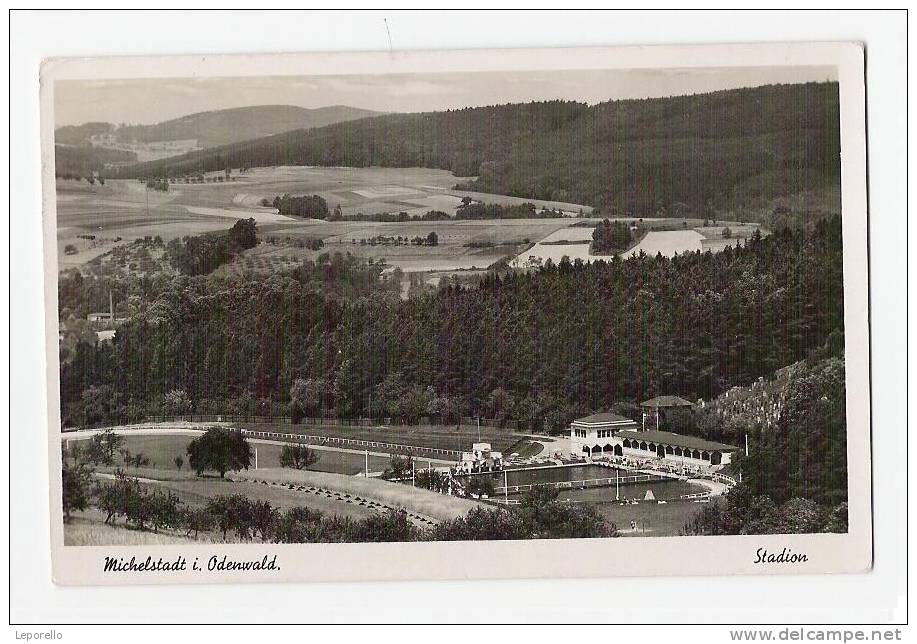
[279,444,318,470]
[465,475,495,498]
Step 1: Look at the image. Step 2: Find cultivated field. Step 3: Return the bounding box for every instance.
[54,167,591,275]
[511,218,768,268]
[55,167,764,279]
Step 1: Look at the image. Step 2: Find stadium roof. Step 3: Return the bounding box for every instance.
[573,413,638,426]
[641,395,694,408]
[618,429,740,452]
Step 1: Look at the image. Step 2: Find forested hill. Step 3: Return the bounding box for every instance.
[60,217,844,432]
[56,105,381,148]
[119,82,840,215]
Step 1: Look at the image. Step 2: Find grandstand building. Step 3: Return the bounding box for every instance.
[569,407,741,469]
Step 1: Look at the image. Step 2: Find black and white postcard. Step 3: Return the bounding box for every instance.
[39,42,871,585]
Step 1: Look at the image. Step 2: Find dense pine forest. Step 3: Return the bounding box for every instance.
[120,82,840,215]
[60,217,844,433]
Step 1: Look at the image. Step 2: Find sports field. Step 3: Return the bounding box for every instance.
[238,422,527,455]
[69,434,392,476]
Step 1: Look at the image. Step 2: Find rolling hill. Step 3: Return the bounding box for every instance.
[55,104,382,149]
[116,82,841,216]
[53,144,137,178]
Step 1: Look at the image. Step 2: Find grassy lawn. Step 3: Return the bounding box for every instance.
[550,484,717,537]
[130,477,378,520]
[72,434,392,476]
[506,440,545,459]
[64,509,223,545]
[240,468,482,522]
[241,422,520,454]
[589,500,716,538]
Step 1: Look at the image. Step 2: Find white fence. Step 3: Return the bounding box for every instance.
[495,472,667,495]
[239,428,463,458]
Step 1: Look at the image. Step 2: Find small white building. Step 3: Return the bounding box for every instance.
[456,442,503,474]
[569,412,641,458]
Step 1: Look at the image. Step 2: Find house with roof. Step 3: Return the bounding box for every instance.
[641,395,694,431]
[568,412,640,459]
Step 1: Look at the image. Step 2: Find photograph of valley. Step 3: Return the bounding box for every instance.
[53,65,849,548]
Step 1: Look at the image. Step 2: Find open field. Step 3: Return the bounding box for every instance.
[238,422,527,455]
[512,218,767,267]
[70,434,392,476]
[55,167,763,276]
[55,167,590,274]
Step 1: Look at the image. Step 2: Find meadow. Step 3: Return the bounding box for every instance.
[55,166,767,283]
[240,468,482,523]
[131,477,380,520]
[511,218,767,268]
[64,509,222,546]
[70,434,392,476]
[55,167,588,276]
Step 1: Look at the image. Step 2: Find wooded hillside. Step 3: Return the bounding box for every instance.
[120,83,841,216]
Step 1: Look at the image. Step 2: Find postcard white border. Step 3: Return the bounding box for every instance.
[39,42,871,586]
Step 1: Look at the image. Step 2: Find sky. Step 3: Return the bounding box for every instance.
[55,66,837,127]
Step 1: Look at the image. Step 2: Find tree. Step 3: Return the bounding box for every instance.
[173,455,184,471]
[181,506,214,539]
[290,378,325,415]
[162,389,192,416]
[131,452,151,468]
[148,491,181,533]
[591,218,633,254]
[465,475,495,498]
[426,231,438,246]
[385,454,413,481]
[279,444,319,470]
[86,429,125,466]
[206,494,253,540]
[187,427,252,478]
[61,461,92,521]
[722,226,733,238]
[249,500,278,541]
[64,244,77,255]
[228,218,258,250]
